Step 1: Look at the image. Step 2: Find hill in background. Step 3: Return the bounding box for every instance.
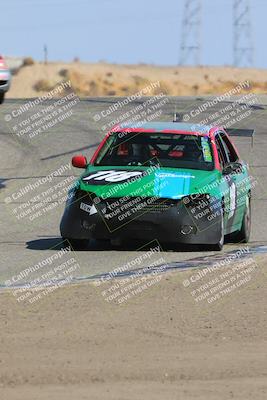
[6,59,267,98]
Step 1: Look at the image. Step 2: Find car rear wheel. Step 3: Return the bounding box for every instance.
[0,92,5,104]
[235,196,251,243]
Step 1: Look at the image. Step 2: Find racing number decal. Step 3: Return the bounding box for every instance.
[83,170,143,183]
[228,182,237,219]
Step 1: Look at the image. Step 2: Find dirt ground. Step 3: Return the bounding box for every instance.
[0,255,266,400]
[7,61,267,98]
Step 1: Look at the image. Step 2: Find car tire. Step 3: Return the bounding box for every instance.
[110,237,123,247]
[234,195,251,243]
[0,92,5,104]
[63,238,89,250]
[210,208,224,251]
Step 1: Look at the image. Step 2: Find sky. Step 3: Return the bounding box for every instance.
[1,0,266,67]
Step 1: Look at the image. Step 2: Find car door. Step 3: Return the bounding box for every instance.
[219,131,249,233]
[214,132,234,233]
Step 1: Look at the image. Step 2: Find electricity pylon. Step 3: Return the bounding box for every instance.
[179,0,202,65]
[233,0,254,67]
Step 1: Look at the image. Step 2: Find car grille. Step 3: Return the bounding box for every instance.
[104,197,178,214]
[141,202,174,213]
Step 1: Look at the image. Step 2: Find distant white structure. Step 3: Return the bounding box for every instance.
[4,57,24,73]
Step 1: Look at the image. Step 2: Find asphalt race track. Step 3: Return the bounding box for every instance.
[0,96,267,287]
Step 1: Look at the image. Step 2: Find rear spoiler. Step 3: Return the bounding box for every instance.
[226,128,255,147]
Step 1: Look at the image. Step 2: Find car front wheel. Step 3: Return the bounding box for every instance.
[0,92,5,104]
[63,238,89,250]
[210,213,224,251]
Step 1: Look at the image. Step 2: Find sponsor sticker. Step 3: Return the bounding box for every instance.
[201,137,213,162]
[80,202,97,215]
[82,170,144,184]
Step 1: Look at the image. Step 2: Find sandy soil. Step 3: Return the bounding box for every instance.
[0,255,266,400]
[7,62,267,98]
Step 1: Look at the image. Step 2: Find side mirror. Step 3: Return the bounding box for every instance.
[223,162,243,175]
[72,155,87,169]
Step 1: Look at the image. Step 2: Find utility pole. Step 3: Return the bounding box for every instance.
[233,0,254,67]
[179,0,202,66]
[44,44,48,65]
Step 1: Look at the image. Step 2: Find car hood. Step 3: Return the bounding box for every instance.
[79,165,221,200]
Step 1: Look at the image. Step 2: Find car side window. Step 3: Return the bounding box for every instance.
[215,134,228,167]
[219,131,239,163]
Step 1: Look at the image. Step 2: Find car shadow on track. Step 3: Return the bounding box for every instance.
[26,237,66,250]
[26,237,210,252]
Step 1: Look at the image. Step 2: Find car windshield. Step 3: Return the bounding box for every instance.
[94,132,214,171]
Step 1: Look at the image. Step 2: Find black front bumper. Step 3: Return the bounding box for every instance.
[60,195,222,245]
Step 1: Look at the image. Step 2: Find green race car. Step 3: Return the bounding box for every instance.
[60,122,253,250]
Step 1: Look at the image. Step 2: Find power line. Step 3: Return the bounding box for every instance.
[179,0,202,66]
[233,0,254,67]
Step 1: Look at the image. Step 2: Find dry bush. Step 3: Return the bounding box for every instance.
[32,66,267,97]
[209,80,249,94]
[192,84,199,94]
[153,80,173,95]
[23,57,35,66]
[59,68,68,78]
[241,81,267,94]
[63,69,90,95]
[34,79,54,92]
[106,89,117,96]
[217,80,238,91]
[57,69,105,96]
[88,80,102,96]
[132,75,151,88]
[102,79,112,86]
[119,85,131,93]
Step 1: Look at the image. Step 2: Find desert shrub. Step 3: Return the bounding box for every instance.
[59,68,68,78]
[192,84,199,94]
[119,85,130,93]
[106,90,117,96]
[66,70,89,95]
[103,79,112,86]
[34,79,53,92]
[23,57,35,66]
[132,75,150,88]
[153,80,173,95]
